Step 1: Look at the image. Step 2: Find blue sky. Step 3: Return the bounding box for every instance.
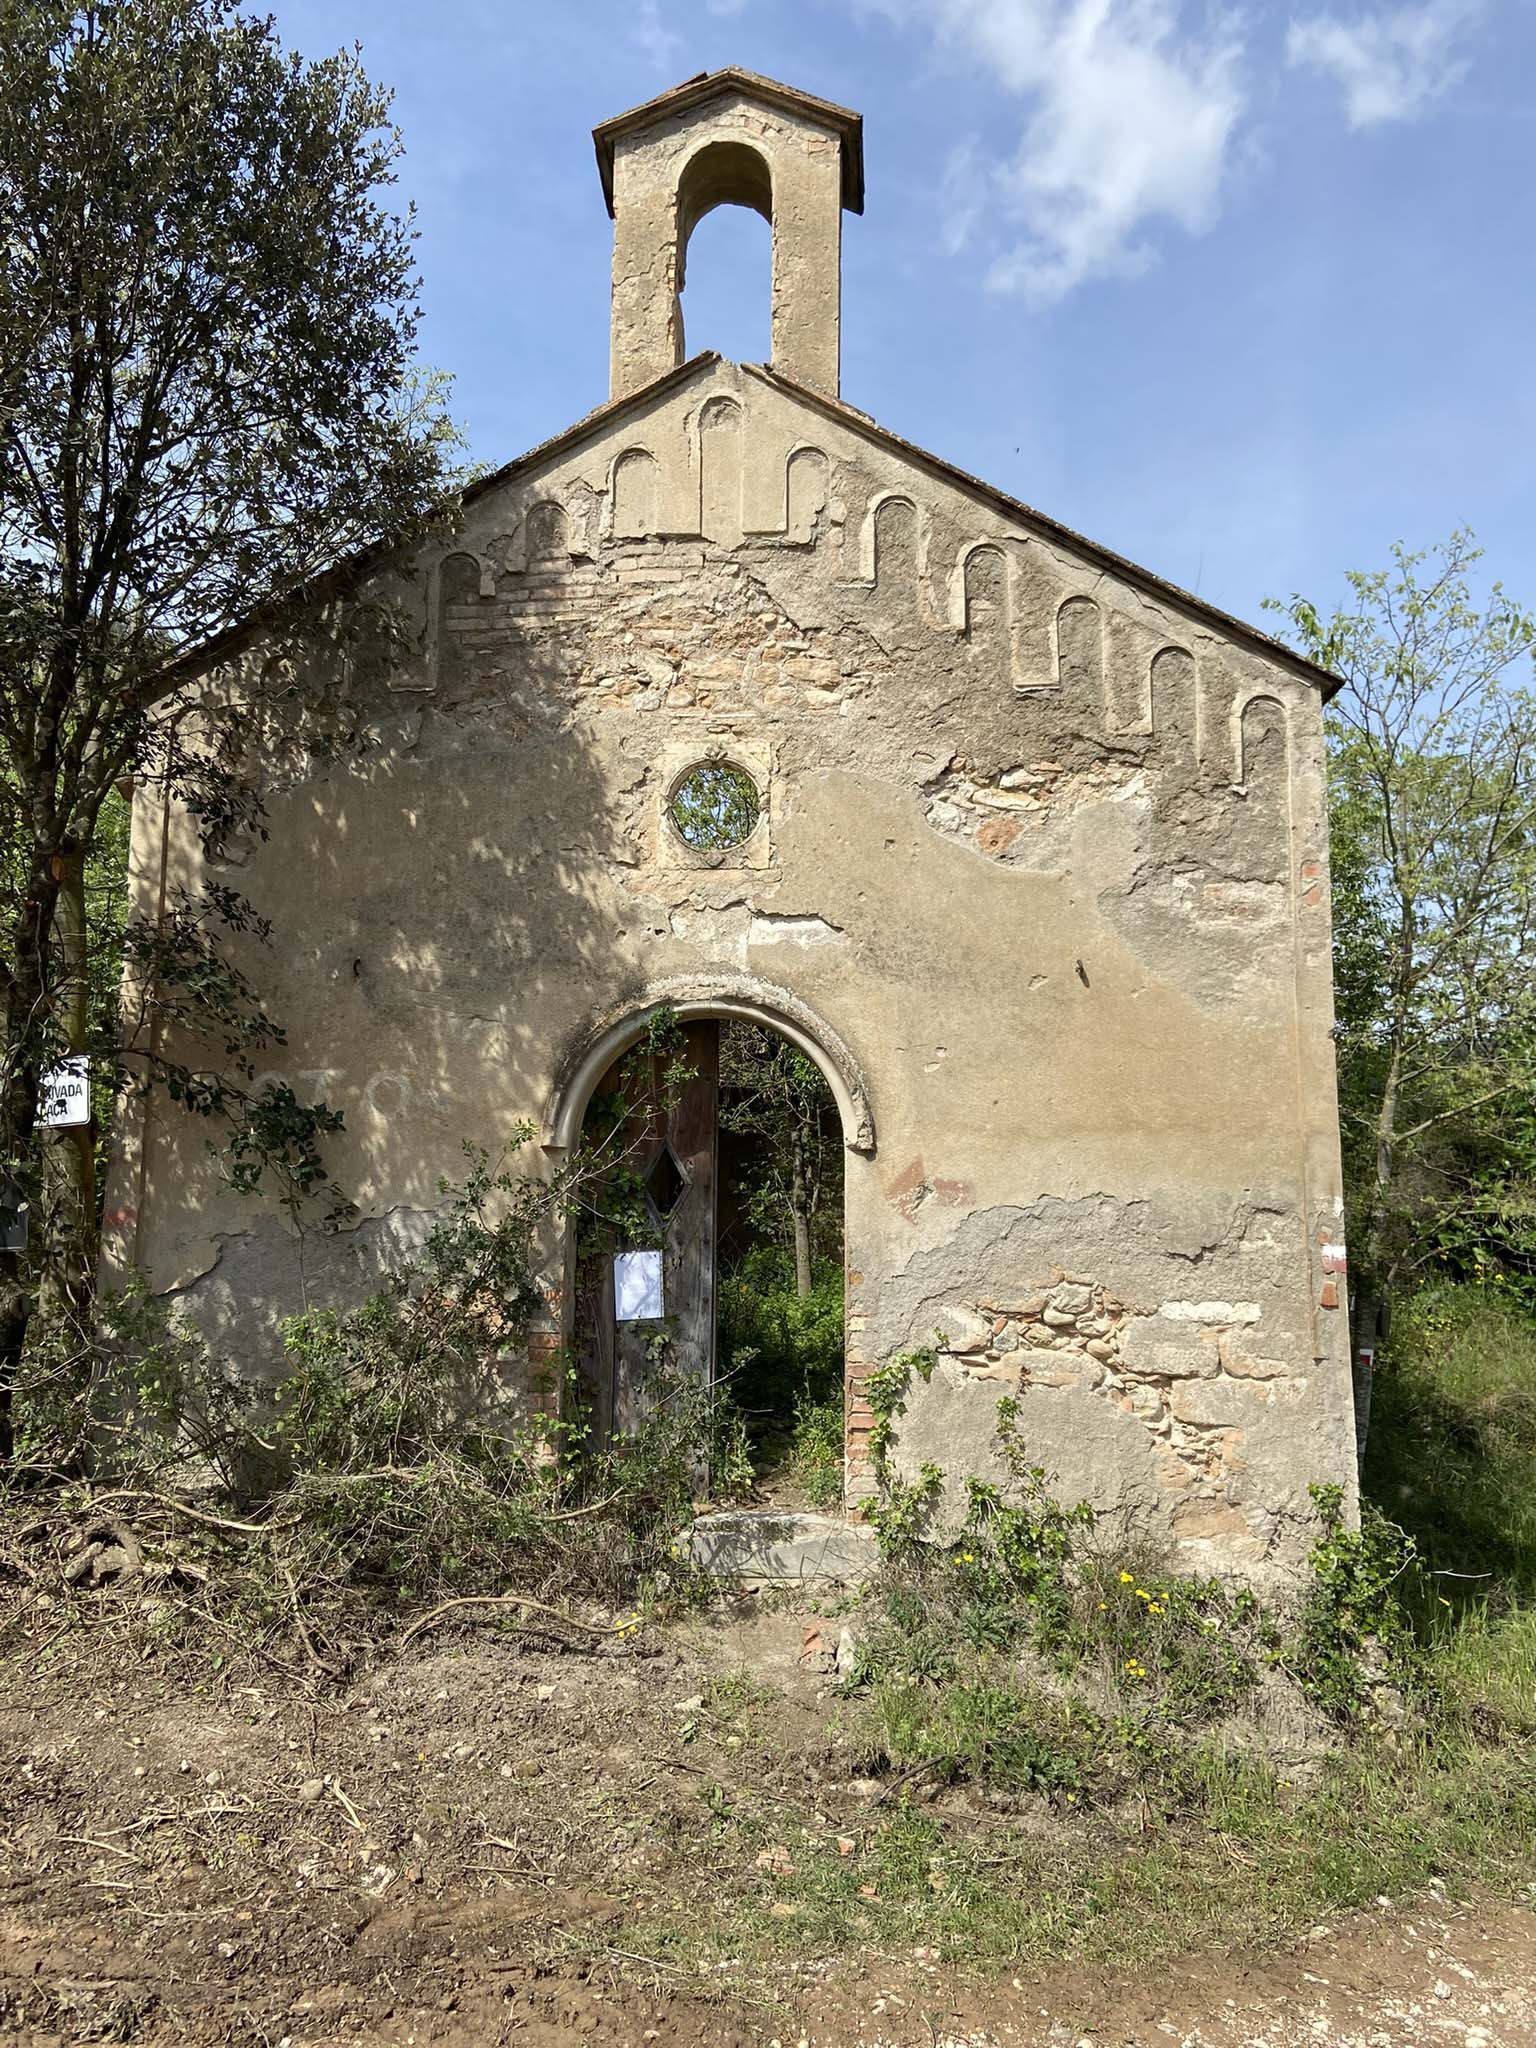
[272,0,1535,635]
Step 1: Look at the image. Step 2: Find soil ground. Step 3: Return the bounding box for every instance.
[3,1600,1533,2048]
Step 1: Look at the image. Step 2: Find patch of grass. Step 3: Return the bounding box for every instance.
[788,1389,843,1509]
[1366,1282,1536,1599]
[625,1716,1536,1975]
[1431,1600,1536,1739]
[863,1672,1095,1800]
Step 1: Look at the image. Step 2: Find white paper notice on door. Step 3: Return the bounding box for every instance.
[614,1249,664,1322]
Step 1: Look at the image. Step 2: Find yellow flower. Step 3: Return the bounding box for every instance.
[1096,1601,1108,1612]
[1119,1571,1135,1584]
[961,1553,975,1563]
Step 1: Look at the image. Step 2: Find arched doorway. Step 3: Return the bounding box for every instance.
[544,984,874,1505]
[715,1020,845,1506]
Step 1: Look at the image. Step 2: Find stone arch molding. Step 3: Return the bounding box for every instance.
[544,973,876,1156]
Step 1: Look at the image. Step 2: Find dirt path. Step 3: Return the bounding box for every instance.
[3,1890,1533,2046]
[2,1605,1532,2047]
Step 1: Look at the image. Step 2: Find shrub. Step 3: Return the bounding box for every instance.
[1287,1483,1432,1724]
[849,1396,1278,1801]
[11,1151,724,1654]
[16,1276,249,1491]
[789,1388,844,1508]
[273,1145,545,1478]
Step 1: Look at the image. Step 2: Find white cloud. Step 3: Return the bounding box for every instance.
[1285,0,1482,126]
[872,1,1246,304]
[632,0,684,65]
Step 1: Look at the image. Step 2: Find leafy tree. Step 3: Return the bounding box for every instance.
[1269,535,1536,1437]
[667,764,761,852]
[0,0,461,1456]
[719,1021,842,1297]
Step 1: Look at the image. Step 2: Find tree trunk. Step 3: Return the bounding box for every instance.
[790,1123,812,1299]
[0,884,57,1464]
[42,848,96,1322]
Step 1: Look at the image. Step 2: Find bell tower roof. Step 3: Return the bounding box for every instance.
[592,67,865,218]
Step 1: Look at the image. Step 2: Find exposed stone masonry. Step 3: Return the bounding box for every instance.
[924,758,1148,859]
[930,1275,1307,1559]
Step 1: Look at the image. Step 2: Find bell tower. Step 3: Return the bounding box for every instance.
[593,68,864,402]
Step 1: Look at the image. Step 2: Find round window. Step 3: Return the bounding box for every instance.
[668,763,761,851]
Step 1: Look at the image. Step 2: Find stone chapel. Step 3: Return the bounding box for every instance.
[105,70,1358,1578]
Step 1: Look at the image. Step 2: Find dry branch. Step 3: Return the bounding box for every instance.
[399,1593,616,1647]
[86,1490,278,1537]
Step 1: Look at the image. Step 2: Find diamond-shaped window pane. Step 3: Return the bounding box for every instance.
[644,1139,688,1223]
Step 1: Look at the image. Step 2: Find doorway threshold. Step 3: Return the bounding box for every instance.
[687,1509,879,1585]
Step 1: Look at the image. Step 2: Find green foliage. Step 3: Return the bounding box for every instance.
[256,1147,716,1603]
[1073,1554,1269,1724]
[868,1673,1093,1803]
[1364,1282,1536,1598]
[1288,1484,1431,1723]
[789,1387,844,1509]
[850,1398,1452,1809]
[861,1342,940,1558]
[667,764,761,851]
[0,0,462,1439]
[957,1396,1096,1645]
[17,1273,249,1488]
[705,1394,756,1505]
[272,1146,543,1476]
[865,1344,936,1467]
[718,1255,844,1408]
[270,1366,709,1617]
[718,1023,843,1279]
[1269,534,1536,1307]
[716,1253,844,1494]
[9,1153,724,1628]
[868,1460,944,1564]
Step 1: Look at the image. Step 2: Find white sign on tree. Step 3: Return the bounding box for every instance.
[41,1055,90,1128]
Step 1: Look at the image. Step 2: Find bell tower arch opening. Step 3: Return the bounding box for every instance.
[675,139,773,365]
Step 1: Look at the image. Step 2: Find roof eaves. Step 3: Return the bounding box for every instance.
[156,350,1341,707]
[151,354,727,692]
[744,363,1343,701]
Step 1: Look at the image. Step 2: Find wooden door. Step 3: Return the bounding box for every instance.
[577,1021,719,1443]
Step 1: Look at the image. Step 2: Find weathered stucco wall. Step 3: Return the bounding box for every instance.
[104,69,1356,1583]
[105,349,1356,1579]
